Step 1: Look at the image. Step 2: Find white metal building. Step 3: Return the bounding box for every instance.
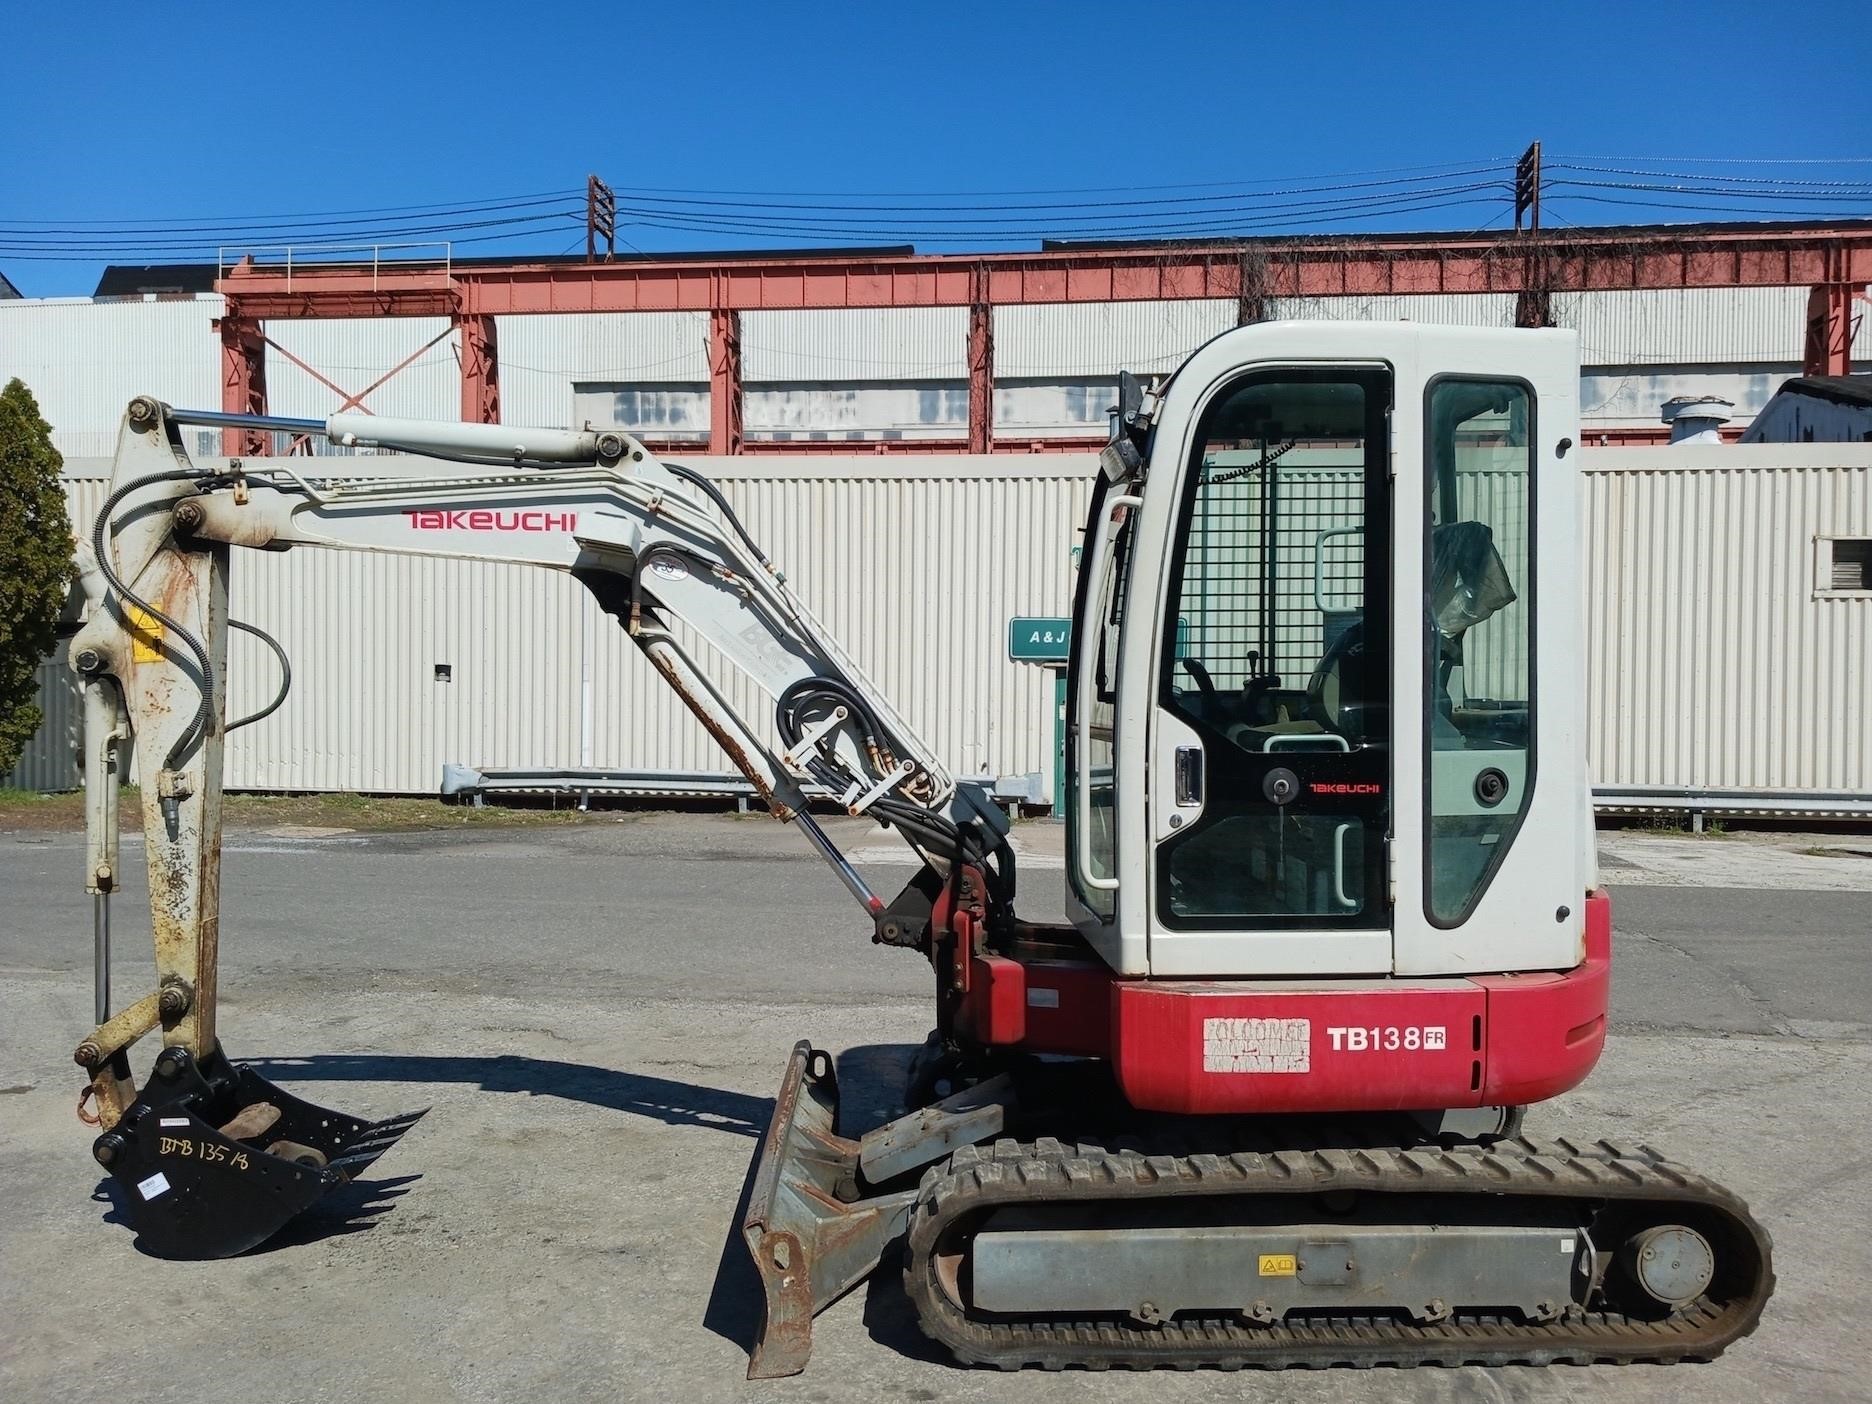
[9,442,1872,818]
[3,288,1870,809]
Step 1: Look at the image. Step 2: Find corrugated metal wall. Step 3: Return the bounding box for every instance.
[1,642,81,791]
[499,312,710,427]
[744,308,967,382]
[1584,444,1872,793]
[997,290,1871,378]
[17,457,1094,795]
[0,297,221,458]
[17,446,1870,803]
[266,317,457,421]
[997,300,1237,376]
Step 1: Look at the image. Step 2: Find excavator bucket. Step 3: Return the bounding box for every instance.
[90,1046,426,1260]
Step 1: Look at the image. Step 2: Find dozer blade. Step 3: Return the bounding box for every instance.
[91,1045,427,1260]
[742,1041,919,1379]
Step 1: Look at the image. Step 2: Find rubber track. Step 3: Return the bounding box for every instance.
[904,1135,1774,1371]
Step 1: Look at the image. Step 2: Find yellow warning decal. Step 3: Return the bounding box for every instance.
[126,605,164,663]
[1258,1253,1298,1277]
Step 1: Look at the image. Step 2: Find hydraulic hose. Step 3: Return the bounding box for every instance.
[665,461,774,571]
[226,619,291,732]
[92,471,292,768]
[90,469,234,771]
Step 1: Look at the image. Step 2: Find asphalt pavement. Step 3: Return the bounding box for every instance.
[2,814,1868,1404]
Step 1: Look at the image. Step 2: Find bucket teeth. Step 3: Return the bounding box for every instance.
[325,1109,429,1177]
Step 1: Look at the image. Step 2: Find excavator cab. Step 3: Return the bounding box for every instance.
[1066,322,1582,987]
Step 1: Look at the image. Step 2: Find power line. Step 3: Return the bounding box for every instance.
[609,182,1512,234]
[611,157,1518,199]
[0,224,588,262]
[610,191,1515,244]
[7,154,1870,270]
[0,211,587,255]
[606,165,1514,215]
[1545,191,1872,219]
[1547,178,1872,204]
[1553,153,1872,166]
[0,189,585,227]
[1550,162,1872,191]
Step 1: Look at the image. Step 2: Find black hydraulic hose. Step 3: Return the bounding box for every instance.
[776,674,888,754]
[93,469,293,759]
[665,461,774,570]
[226,619,292,732]
[779,677,995,868]
[90,469,236,771]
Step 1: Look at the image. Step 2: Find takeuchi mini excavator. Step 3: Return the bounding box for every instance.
[68,322,1772,1375]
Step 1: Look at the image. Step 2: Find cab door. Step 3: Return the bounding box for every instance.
[1144,363,1395,977]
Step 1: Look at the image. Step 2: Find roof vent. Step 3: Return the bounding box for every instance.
[1661,395,1734,445]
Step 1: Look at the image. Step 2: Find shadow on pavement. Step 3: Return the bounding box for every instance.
[240,1047,942,1368]
[247,1053,773,1138]
[701,1042,937,1369]
[74,1051,780,1263]
[701,1133,768,1356]
[93,1169,424,1258]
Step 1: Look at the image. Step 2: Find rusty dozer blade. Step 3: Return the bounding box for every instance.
[742,1041,919,1379]
[90,1045,427,1260]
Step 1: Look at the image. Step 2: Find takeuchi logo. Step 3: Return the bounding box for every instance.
[404,510,577,532]
[1309,782,1382,796]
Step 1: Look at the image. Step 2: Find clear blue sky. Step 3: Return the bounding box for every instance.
[3,0,1868,296]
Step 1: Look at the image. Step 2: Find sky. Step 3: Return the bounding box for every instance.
[2,0,1869,297]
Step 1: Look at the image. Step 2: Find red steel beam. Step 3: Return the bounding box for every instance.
[967,266,994,455]
[708,307,743,455]
[216,316,269,456]
[216,226,1872,321]
[457,314,500,424]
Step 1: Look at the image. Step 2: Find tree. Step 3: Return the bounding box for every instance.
[0,378,74,777]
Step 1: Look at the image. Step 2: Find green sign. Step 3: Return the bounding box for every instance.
[1009,616,1072,662]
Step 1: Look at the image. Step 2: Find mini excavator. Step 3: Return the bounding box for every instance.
[66,322,1772,1375]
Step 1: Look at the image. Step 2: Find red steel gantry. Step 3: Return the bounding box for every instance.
[212,222,1872,455]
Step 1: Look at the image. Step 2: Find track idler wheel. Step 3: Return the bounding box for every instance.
[1620,1223,1718,1310]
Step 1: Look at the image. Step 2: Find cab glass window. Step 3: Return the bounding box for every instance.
[1424,378,1534,926]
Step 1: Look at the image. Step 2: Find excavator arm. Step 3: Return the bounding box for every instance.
[66,396,1009,1255]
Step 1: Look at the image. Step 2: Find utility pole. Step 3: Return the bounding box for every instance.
[1513,141,1552,328]
[1513,141,1542,234]
[586,175,617,262]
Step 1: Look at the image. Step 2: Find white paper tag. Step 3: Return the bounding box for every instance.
[1202,1017,1311,1073]
[1025,988,1060,1009]
[137,1172,172,1201]
[159,1117,190,1127]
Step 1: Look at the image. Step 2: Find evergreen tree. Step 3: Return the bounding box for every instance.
[0,378,75,776]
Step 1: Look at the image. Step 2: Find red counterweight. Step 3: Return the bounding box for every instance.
[961,891,1612,1116]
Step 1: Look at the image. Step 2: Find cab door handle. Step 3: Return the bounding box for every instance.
[1174,745,1204,805]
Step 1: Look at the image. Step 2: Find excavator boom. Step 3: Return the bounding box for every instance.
[68,394,1008,1254]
